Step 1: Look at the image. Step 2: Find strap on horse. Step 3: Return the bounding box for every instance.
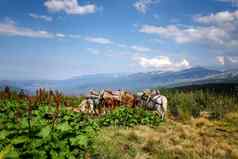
[150,95,163,106]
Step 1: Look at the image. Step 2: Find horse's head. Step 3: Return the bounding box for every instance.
[135,91,149,106]
[142,91,151,98]
[97,91,105,104]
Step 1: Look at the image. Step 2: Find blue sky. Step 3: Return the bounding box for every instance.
[0,0,238,80]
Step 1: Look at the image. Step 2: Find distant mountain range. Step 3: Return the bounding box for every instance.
[0,67,237,95]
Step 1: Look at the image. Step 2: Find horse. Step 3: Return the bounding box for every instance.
[76,97,102,115]
[137,91,168,120]
[75,99,91,113]
[99,90,121,110]
[79,90,119,114]
[136,91,151,106]
[120,91,137,108]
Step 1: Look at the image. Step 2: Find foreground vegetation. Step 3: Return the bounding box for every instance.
[0,97,162,158]
[94,113,238,159]
[0,87,238,159]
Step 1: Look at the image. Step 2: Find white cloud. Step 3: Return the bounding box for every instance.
[87,48,100,55]
[44,0,96,15]
[227,56,238,63]
[69,34,81,38]
[195,10,238,25]
[133,0,159,14]
[216,56,225,65]
[85,36,113,44]
[56,33,65,37]
[216,55,238,65]
[139,24,228,44]
[135,56,190,70]
[29,13,53,22]
[225,56,238,69]
[4,17,15,25]
[131,45,151,52]
[226,39,238,47]
[0,20,53,38]
[139,9,238,48]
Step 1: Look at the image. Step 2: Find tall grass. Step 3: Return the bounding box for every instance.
[162,89,238,120]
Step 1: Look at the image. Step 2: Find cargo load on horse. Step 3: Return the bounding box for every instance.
[77,89,168,119]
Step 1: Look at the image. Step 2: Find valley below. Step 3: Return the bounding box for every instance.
[1,67,238,95]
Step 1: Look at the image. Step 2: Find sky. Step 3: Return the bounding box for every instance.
[0,0,238,80]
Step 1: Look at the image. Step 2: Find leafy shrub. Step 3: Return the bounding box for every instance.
[0,100,162,158]
[98,107,162,127]
[0,100,98,159]
[164,90,238,120]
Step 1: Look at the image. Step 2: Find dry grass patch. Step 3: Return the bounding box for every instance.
[92,113,238,159]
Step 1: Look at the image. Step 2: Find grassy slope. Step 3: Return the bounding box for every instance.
[92,113,238,159]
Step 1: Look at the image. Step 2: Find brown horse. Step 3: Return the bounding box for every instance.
[120,91,137,108]
[100,90,120,110]
[102,90,137,108]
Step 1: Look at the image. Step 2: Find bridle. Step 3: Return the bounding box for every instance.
[144,93,162,108]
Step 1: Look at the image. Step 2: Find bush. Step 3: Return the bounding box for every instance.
[164,90,238,120]
[0,100,162,159]
[98,107,162,127]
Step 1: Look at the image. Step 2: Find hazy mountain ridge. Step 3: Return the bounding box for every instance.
[0,67,237,95]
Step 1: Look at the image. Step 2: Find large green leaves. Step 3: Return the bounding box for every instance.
[0,99,163,159]
[37,126,51,139]
[99,107,162,127]
[0,145,19,159]
[57,122,72,132]
[70,135,88,147]
[0,130,10,140]
[11,136,29,145]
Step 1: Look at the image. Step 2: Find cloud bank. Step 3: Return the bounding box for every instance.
[44,0,96,15]
[135,56,190,70]
[85,36,113,44]
[0,20,53,38]
[29,13,53,22]
[139,9,238,47]
[133,0,159,14]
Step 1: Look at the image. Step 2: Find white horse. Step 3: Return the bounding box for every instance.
[137,92,168,120]
[150,95,167,120]
[78,99,93,114]
[78,97,102,115]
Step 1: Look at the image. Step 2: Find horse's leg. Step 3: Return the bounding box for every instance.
[112,100,115,110]
[98,105,104,115]
[161,112,165,120]
[161,110,165,120]
[105,102,109,114]
[103,105,106,114]
[90,103,95,115]
[100,100,106,115]
[157,105,164,120]
[99,105,104,115]
[110,103,113,111]
[95,106,100,116]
